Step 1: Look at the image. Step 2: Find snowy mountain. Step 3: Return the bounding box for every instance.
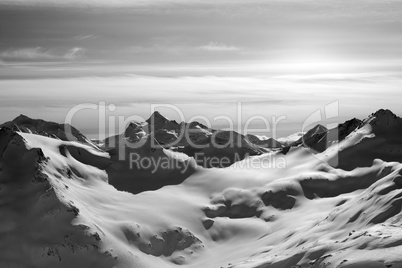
[277,131,305,146]
[245,134,283,149]
[1,109,402,267]
[1,114,97,147]
[284,118,362,154]
[100,111,268,168]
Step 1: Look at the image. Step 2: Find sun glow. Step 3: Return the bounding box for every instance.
[270,52,354,75]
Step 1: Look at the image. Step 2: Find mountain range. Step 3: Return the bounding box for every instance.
[1,109,402,267]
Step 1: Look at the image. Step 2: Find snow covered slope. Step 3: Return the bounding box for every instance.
[1,109,402,268]
[0,128,115,268]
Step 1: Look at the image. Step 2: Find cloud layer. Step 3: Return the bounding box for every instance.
[0,0,401,137]
[0,47,85,61]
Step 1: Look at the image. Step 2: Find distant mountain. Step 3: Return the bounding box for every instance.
[291,124,327,147]
[245,134,283,149]
[0,114,96,147]
[277,131,304,146]
[280,109,402,170]
[101,111,271,168]
[145,111,181,132]
[364,108,400,134]
[284,118,362,153]
[333,109,402,170]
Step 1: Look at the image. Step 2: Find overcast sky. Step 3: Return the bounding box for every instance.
[1,0,402,138]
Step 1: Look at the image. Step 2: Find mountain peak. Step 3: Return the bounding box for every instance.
[365,109,399,129]
[1,115,92,145]
[148,111,168,121]
[337,118,362,135]
[146,111,179,131]
[146,111,170,125]
[12,114,37,124]
[305,124,327,138]
[13,114,29,120]
[372,109,397,119]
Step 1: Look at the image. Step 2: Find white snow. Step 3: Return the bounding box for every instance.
[2,114,402,267]
[254,134,270,140]
[277,131,305,145]
[195,125,212,136]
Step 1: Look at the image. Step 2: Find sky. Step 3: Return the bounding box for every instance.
[1,0,402,138]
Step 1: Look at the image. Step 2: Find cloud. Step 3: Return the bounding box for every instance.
[0,47,55,60]
[130,45,182,54]
[0,0,265,8]
[64,47,85,60]
[128,42,241,55]
[73,34,97,40]
[0,47,85,61]
[198,42,241,52]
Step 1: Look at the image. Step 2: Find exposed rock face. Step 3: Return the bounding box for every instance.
[1,114,93,146]
[365,109,402,135]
